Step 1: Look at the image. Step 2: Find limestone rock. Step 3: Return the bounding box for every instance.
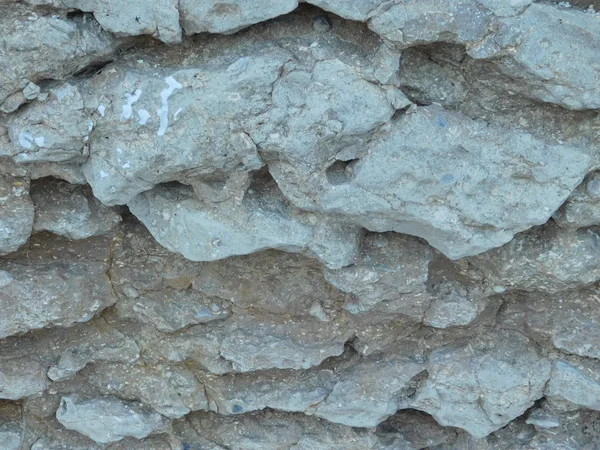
[56,395,167,443]
[456,223,600,294]
[545,359,600,412]
[0,175,34,255]
[0,358,47,400]
[179,0,298,35]
[554,171,600,229]
[411,330,551,438]
[31,178,122,240]
[0,4,122,110]
[271,105,590,259]
[128,177,361,268]
[5,83,93,163]
[0,233,114,338]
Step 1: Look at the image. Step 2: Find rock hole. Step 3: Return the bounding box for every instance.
[326,159,359,185]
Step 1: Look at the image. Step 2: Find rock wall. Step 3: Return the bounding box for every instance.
[1,0,600,448]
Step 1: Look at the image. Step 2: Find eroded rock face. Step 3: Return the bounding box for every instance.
[2,1,600,448]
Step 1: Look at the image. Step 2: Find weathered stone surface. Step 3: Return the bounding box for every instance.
[0,4,122,110]
[56,395,166,443]
[554,171,600,229]
[0,175,33,255]
[411,330,551,438]
[456,223,600,294]
[31,178,121,240]
[272,105,590,259]
[0,233,114,338]
[0,358,47,400]
[129,178,361,268]
[1,2,600,448]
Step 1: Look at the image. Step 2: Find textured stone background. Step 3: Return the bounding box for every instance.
[1,0,600,448]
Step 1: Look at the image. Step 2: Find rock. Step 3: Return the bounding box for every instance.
[81,45,287,205]
[179,0,299,35]
[0,233,115,338]
[5,84,93,163]
[31,178,122,240]
[87,362,208,419]
[0,402,23,450]
[545,359,600,412]
[0,175,34,255]
[456,223,600,294]
[56,395,167,443]
[128,176,361,268]
[554,171,600,229]
[0,357,47,400]
[411,330,551,438]
[526,408,561,429]
[271,105,590,259]
[504,289,600,360]
[323,232,435,316]
[0,4,122,109]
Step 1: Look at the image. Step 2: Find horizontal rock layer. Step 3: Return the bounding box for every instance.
[1,0,600,448]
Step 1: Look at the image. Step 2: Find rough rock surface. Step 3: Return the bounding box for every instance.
[1,1,600,448]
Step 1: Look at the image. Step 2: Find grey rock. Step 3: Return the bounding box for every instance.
[179,0,298,35]
[31,178,122,240]
[0,357,47,400]
[554,171,600,229]
[128,177,361,268]
[412,330,551,438]
[0,175,34,255]
[323,232,435,316]
[271,105,590,259]
[0,402,22,450]
[545,359,600,412]
[0,233,114,338]
[0,4,121,109]
[5,83,93,163]
[87,363,208,419]
[56,395,167,443]
[526,408,561,429]
[456,223,600,294]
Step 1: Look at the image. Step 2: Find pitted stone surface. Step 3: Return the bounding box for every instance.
[2,1,600,448]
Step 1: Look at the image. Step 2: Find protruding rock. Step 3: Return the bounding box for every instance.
[31,178,122,240]
[56,395,167,443]
[0,4,121,109]
[0,358,47,400]
[0,234,114,338]
[0,175,33,255]
[554,171,600,229]
[272,105,590,259]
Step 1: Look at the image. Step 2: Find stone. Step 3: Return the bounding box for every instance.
[0,175,34,255]
[0,402,23,450]
[0,358,47,400]
[323,232,435,316]
[554,171,600,229]
[411,330,551,438]
[0,233,115,338]
[179,0,299,35]
[545,359,600,412]
[456,223,600,294]
[0,4,122,109]
[271,105,590,259]
[56,395,167,443]
[5,83,93,163]
[31,178,122,240]
[128,176,361,268]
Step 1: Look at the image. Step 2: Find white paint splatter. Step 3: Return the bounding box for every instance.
[157,76,182,137]
[88,120,94,132]
[138,109,151,125]
[121,89,142,120]
[122,161,131,169]
[34,136,45,147]
[97,105,105,117]
[18,132,34,149]
[174,107,183,120]
[116,147,123,154]
[99,170,109,179]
